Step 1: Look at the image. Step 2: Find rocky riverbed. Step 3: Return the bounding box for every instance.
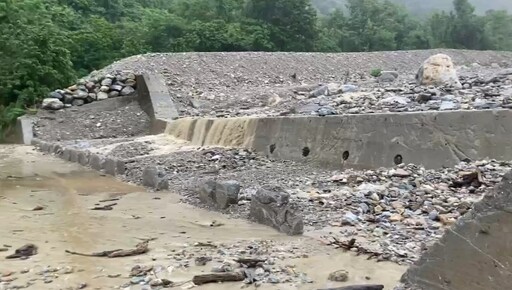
[24,50,512,289]
[34,136,512,267]
[0,145,405,290]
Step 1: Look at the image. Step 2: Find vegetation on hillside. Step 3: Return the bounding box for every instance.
[312,0,512,16]
[1,0,512,139]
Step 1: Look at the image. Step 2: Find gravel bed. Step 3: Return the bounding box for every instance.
[116,146,512,265]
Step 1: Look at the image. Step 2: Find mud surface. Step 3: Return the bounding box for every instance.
[0,145,405,289]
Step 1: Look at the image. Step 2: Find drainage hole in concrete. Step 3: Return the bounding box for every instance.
[269,144,276,154]
[342,151,350,161]
[302,147,310,157]
[394,154,403,165]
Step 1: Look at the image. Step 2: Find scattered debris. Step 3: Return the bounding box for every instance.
[90,203,117,210]
[318,285,384,290]
[192,271,246,285]
[5,244,38,259]
[328,270,349,282]
[65,241,149,258]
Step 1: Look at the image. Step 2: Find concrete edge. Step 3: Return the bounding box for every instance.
[31,138,124,177]
[165,109,512,170]
[136,73,179,134]
[31,138,164,192]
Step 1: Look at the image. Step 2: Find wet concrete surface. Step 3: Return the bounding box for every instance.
[0,145,405,289]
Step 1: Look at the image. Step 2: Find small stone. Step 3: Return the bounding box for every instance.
[318,106,336,116]
[389,214,404,222]
[341,84,359,93]
[378,94,409,105]
[328,269,349,282]
[309,85,328,97]
[85,82,96,91]
[195,256,212,266]
[100,85,110,92]
[68,84,78,91]
[72,99,85,106]
[440,101,460,111]
[110,85,123,92]
[267,275,280,284]
[125,79,136,87]
[48,91,63,99]
[74,90,89,99]
[101,78,113,86]
[392,168,411,177]
[341,212,359,225]
[97,92,108,100]
[42,98,64,110]
[108,91,120,98]
[429,210,439,221]
[121,86,135,96]
[378,71,399,82]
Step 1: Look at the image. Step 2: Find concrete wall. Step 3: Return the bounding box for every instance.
[2,115,36,145]
[136,74,179,134]
[401,170,512,290]
[166,109,512,170]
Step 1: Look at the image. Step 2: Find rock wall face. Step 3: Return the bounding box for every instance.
[401,170,512,290]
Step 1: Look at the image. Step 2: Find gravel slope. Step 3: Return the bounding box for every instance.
[94,49,512,117]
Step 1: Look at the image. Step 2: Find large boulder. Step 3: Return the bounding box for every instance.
[198,180,240,210]
[401,170,512,290]
[41,98,64,110]
[416,54,462,88]
[249,188,303,236]
[142,166,169,190]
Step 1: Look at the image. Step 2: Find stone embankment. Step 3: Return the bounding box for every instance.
[25,49,512,289]
[41,71,137,110]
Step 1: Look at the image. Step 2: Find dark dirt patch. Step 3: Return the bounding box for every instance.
[34,96,150,141]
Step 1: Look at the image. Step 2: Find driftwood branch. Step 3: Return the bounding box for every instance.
[234,258,266,267]
[65,241,149,258]
[318,285,384,290]
[192,272,245,285]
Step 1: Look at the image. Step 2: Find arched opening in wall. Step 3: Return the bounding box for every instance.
[394,154,403,165]
[302,147,310,157]
[342,151,350,161]
[269,144,276,154]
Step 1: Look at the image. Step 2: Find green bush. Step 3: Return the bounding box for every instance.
[370,68,383,77]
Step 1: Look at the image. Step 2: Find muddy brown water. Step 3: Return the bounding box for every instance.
[0,145,405,290]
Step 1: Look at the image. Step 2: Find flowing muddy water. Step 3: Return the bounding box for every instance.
[0,145,405,290]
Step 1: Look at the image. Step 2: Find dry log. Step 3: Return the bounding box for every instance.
[318,285,384,290]
[65,241,149,258]
[192,272,245,285]
[234,258,266,267]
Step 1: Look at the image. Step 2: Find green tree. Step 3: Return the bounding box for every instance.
[482,10,512,51]
[245,0,318,51]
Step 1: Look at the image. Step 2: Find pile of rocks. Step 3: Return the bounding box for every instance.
[113,143,512,265]
[41,71,137,110]
[119,239,317,289]
[288,54,512,116]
